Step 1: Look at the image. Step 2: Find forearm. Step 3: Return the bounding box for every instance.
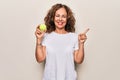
[35,39,45,62]
[75,28,89,63]
[76,43,85,64]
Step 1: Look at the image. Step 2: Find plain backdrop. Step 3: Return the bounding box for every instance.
[0,0,120,80]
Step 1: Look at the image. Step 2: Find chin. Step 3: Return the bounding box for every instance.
[56,24,66,28]
[57,26,65,29]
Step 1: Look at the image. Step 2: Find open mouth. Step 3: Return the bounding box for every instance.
[57,22,64,26]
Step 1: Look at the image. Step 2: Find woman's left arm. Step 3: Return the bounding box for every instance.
[74,28,89,64]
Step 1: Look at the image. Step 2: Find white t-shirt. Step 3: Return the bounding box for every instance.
[42,31,79,80]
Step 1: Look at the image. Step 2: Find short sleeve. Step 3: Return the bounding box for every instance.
[74,34,79,50]
[41,33,47,46]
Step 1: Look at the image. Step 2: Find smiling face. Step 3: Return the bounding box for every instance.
[54,7,67,30]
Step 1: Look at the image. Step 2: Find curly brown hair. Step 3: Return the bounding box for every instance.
[44,3,76,33]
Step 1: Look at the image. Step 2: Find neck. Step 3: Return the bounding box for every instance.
[54,29,68,34]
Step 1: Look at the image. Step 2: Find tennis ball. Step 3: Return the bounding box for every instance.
[39,24,47,31]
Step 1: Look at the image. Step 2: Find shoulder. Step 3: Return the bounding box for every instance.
[69,32,78,38]
[66,32,78,42]
[43,32,55,39]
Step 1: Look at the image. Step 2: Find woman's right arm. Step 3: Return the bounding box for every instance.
[35,27,46,63]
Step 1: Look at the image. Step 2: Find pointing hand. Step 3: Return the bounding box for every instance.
[78,28,89,44]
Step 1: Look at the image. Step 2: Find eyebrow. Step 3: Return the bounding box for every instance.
[55,13,67,16]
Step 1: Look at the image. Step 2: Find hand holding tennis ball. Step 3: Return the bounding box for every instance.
[39,24,47,32]
[35,24,46,40]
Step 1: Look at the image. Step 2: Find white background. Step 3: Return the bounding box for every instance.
[0,0,120,80]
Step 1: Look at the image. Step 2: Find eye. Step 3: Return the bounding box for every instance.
[62,15,67,18]
[55,14,60,17]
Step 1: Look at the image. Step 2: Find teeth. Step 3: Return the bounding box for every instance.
[58,22,63,25]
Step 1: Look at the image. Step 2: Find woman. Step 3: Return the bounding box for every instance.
[35,3,89,80]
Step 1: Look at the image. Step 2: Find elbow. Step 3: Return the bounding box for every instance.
[36,59,44,63]
[36,56,46,63]
[75,58,84,64]
[76,60,84,64]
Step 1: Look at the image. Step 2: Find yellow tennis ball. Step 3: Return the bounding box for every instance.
[39,24,47,31]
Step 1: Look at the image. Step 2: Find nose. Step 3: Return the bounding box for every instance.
[59,16,62,21]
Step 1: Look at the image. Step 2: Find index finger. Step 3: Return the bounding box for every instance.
[83,28,90,34]
[36,25,40,29]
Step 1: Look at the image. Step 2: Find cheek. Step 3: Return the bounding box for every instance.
[64,18,67,22]
[54,16,58,20]
[64,19,67,24]
[64,17,67,22]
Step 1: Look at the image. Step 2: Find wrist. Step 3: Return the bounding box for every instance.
[36,43,42,47]
[36,41,42,46]
[36,39,42,44]
[79,42,84,45]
